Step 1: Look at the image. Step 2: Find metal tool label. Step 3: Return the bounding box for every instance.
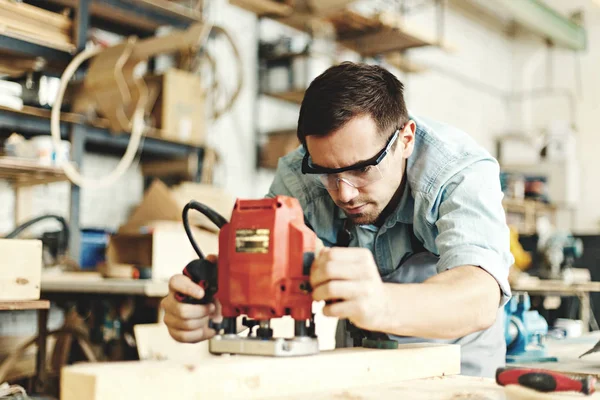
[235,229,270,253]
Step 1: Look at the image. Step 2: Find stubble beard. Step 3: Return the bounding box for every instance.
[345,204,380,225]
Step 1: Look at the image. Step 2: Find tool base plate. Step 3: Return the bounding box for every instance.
[209,334,319,357]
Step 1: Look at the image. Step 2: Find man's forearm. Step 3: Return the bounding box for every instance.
[373,265,502,339]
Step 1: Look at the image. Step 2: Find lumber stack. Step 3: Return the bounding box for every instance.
[0,1,74,52]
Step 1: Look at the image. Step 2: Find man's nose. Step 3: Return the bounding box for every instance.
[337,179,359,203]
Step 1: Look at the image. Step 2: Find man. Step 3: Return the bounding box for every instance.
[161,62,514,377]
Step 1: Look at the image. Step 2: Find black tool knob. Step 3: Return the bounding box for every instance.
[175,258,218,304]
[303,251,315,276]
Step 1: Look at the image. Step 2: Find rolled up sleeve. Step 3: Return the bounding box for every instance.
[434,159,513,306]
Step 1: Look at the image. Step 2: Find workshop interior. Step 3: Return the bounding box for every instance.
[0,0,599,399]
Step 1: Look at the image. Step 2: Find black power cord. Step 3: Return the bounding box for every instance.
[4,214,70,258]
[182,200,228,259]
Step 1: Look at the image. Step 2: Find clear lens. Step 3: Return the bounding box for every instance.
[315,165,383,189]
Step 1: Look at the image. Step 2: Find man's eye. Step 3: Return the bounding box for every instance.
[358,166,372,173]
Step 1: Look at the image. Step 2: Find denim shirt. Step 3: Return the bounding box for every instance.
[266,114,514,377]
[267,113,514,306]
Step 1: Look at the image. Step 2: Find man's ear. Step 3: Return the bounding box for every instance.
[400,120,416,158]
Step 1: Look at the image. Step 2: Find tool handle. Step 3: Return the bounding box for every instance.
[175,259,218,305]
[496,367,596,395]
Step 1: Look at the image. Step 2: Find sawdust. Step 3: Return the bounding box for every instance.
[184,364,195,372]
[446,393,493,400]
[244,375,260,389]
[332,391,366,400]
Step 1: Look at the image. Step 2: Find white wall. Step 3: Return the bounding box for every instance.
[509,0,600,233]
[2,0,597,240]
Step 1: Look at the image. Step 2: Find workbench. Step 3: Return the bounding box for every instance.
[0,300,49,394]
[41,273,600,398]
[511,278,600,333]
[41,272,168,297]
[58,339,600,400]
[515,330,600,379]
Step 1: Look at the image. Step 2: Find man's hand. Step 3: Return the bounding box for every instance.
[160,255,223,343]
[310,247,385,331]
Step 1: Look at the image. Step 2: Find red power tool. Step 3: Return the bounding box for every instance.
[496,367,597,395]
[177,195,319,356]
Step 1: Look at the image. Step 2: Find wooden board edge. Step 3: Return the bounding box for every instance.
[0,26,75,53]
[61,344,460,400]
[60,368,97,400]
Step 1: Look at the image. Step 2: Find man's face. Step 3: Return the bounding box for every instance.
[305,115,415,225]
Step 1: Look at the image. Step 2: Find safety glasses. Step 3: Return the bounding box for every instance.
[301,127,401,190]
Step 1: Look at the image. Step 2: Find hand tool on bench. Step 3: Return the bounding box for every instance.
[177,195,320,357]
[580,337,600,359]
[496,366,597,395]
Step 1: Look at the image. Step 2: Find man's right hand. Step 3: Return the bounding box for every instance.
[160,257,222,343]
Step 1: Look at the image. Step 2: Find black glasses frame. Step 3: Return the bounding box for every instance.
[301,126,402,175]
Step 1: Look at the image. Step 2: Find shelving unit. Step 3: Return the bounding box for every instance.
[328,10,442,57]
[0,0,206,263]
[0,299,49,393]
[37,0,202,33]
[245,0,447,171]
[229,0,293,17]
[0,157,68,187]
[0,157,69,229]
[503,198,557,235]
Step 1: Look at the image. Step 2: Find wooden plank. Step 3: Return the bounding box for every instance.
[275,9,444,56]
[0,1,72,31]
[329,10,382,37]
[133,0,203,20]
[285,374,600,399]
[0,25,75,53]
[340,27,431,57]
[0,157,68,188]
[60,343,460,400]
[511,279,600,295]
[134,323,210,362]
[44,0,196,32]
[41,276,169,297]
[0,299,49,310]
[302,0,355,15]
[0,10,68,34]
[0,104,91,124]
[0,239,43,301]
[0,12,71,41]
[229,0,293,17]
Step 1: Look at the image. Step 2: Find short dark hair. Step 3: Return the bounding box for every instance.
[297,62,409,146]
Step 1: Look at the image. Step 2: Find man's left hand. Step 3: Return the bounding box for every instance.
[310,247,386,331]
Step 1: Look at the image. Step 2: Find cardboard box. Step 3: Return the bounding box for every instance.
[124,179,235,233]
[0,239,42,300]
[259,129,300,169]
[149,68,205,146]
[108,180,233,281]
[107,221,218,282]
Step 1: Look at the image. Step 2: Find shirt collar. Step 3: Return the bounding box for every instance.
[385,179,414,227]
